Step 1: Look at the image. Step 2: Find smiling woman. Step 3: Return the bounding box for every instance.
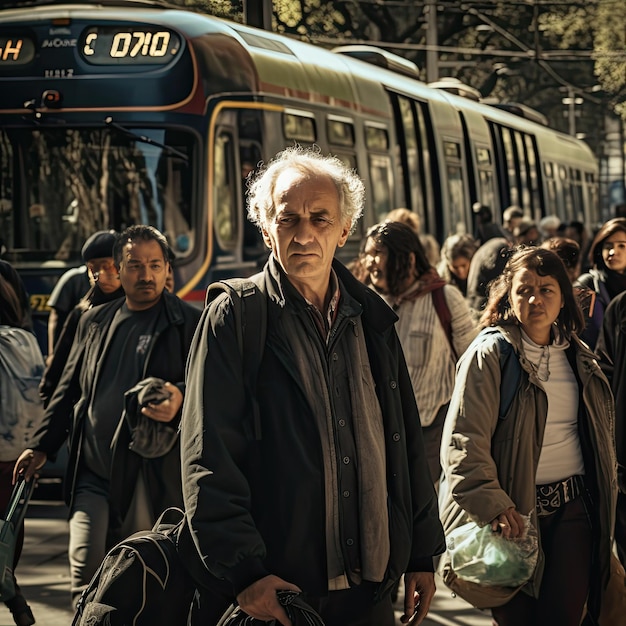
[438,246,617,626]
[574,217,626,349]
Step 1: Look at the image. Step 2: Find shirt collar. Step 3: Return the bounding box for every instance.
[305,269,341,340]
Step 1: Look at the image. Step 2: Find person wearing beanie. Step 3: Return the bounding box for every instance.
[40,230,124,406]
[46,230,119,361]
[17,225,201,607]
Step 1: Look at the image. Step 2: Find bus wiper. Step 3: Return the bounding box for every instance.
[104,117,188,162]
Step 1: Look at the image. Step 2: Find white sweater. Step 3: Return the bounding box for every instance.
[521,332,585,484]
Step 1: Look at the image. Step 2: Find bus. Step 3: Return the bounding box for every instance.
[0,1,599,352]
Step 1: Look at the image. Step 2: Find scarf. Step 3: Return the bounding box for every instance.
[383,267,447,309]
[603,268,626,300]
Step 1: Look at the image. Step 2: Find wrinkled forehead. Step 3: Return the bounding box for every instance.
[273,168,336,198]
[511,267,559,288]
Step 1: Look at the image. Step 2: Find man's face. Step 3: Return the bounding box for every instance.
[262,169,351,293]
[118,238,169,310]
[87,257,121,294]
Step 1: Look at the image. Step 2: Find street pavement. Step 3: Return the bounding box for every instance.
[10,490,493,626]
[9,495,73,626]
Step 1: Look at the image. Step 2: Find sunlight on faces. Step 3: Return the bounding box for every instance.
[119,239,169,310]
[87,257,120,294]
[509,268,564,345]
[364,238,389,293]
[601,232,626,274]
[262,170,350,296]
[450,256,471,281]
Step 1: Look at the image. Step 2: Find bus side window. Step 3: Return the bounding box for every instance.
[365,124,393,223]
[369,154,393,223]
[241,142,267,262]
[214,131,238,252]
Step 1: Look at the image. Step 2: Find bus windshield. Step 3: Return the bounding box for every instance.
[0,127,194,263]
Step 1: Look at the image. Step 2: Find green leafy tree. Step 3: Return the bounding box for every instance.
[594,0,626,118]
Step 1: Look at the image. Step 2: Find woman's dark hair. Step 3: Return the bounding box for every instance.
[480,246,584,336]
[365,221,431,297]
[0,274,24,328]
[540,236,580,271]
[588,217,626,270]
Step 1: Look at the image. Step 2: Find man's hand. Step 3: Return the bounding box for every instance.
[13,449,47,484]
[236,575,301,626]
[141,382,182,423]
[401,571,436,624]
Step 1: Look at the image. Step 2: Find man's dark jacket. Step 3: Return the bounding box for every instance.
[34,291,201,519]
[181,257,445,601]
[596,290,626,489]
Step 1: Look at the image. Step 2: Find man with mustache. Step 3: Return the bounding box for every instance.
[14,225,201,607]
[181,147,444,626]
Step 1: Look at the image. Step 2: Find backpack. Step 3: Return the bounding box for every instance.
[205,275,267,440]
[497,335,522,420]
[0,325,45,461]
[72,508,195,626]
[432,286,456,360]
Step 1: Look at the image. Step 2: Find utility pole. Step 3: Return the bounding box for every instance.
[562,88,583,136]
[425,0,438,82]
[243,0,273,31]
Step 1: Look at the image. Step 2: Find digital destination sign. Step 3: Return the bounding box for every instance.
[0,35,36,66]
[79,26,181,65]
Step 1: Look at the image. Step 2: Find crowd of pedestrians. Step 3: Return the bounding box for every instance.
[1,146,625,626]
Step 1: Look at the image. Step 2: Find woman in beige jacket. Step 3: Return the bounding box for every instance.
[439,247,616,625]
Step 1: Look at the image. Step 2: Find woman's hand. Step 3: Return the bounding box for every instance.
[490,506,526,539]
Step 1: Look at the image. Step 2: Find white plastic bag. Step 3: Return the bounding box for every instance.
[447,515,538,587]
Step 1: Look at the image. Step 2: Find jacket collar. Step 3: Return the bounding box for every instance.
[262,254,398,333]
[495,323,602,386]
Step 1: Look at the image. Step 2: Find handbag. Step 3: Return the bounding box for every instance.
[0,477,34,601]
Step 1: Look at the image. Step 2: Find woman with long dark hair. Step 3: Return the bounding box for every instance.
[360,221,477,482]
[574,217,626,348]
